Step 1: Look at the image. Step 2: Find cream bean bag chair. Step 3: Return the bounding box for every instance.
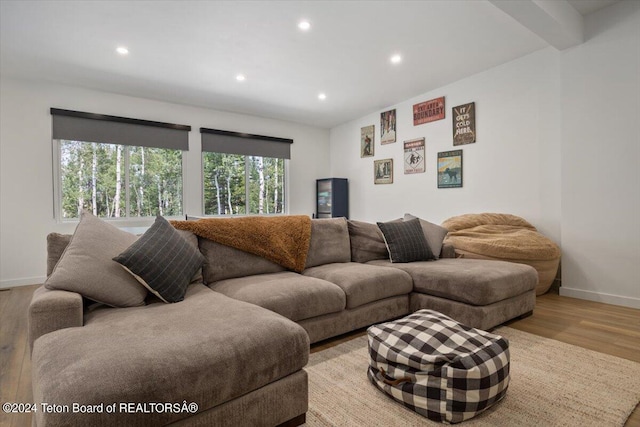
[442,213,560,295]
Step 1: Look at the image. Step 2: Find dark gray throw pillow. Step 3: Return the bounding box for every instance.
[377,218,434,263]
[114,215,205,303]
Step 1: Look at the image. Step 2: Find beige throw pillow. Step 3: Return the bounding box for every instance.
[45,211,147,307]
[404,213,449,259]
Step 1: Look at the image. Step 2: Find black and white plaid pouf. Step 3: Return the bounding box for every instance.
[367,309,510,424]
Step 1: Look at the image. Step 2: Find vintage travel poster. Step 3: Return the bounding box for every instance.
[453,102,476,145]
[380,109,396,144]
[360,125,375,157]
[438,150,463,188]
[403,138,425,174]
[413,97,445,125]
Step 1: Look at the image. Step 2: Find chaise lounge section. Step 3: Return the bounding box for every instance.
[31,285,309,427]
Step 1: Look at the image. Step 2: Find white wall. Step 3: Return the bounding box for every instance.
[329,1,640,308]
[0,78,330,287]
[330,48,563,243]
[559,1,640,307]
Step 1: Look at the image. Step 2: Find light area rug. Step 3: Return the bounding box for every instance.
[305,327,640,426]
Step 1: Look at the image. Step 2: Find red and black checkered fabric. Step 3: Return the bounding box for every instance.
[367,309,510,424]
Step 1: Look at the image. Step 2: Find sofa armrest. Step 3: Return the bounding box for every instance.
[440,243,456,259]
[28,285,83,355]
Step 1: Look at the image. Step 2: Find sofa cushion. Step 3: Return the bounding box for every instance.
[377,218,434,262]
[303,262,413,309]
[368,258,537,306]
[199,238,286,283]
[347,220,389,263]
[113,216,205,303]
[44,211,147,307]
[404,213,449,260]
[32,284,309,426]
[209,272,346,321]
[305,218,352,268]
[47,229,204,284]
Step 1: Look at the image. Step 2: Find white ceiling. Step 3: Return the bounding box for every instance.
[0,1,619,129]
[567,0,619,15]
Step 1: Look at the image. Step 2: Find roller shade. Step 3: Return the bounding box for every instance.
[51,108,191,150]
[200,128,292,159]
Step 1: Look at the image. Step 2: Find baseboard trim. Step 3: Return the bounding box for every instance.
[559,287,640,309]
[0,276,45,289]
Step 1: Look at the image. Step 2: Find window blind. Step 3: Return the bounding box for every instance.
[200,128,292,159]
[51,108,191,150]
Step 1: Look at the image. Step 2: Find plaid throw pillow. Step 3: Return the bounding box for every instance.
[114,216,204,303]
[377,218,434,263]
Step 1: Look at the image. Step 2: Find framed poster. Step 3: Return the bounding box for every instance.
[374,158,393,184]
[360,125,375,157]
[413,96,445,126]
[380,109,396,144]
[404,138,425,174]
[438,150,463,188]
[453,102,476,145]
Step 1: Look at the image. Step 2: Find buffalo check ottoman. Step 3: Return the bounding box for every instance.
[367,309,510,424]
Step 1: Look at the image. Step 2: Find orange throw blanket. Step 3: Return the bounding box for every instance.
[171,216,312,272]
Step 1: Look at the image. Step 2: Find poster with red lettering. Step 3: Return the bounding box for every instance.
[413,97,445,126]
[453,102,476,145]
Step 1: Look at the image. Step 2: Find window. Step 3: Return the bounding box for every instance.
[200,128,291,216]
[203,153,246,215]
[52,109,190,220]
[202,153,285,215]
[57,141,183,219]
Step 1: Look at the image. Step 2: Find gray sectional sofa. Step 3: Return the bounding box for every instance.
[29,216,537,427]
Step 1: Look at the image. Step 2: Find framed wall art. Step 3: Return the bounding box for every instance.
[403,138,425,174]
[437,150,463,188]
[360,125,375,157]
[374,158,393,184]
[380,109,396,144]
[413,96,445,126]
[453,102,476,145]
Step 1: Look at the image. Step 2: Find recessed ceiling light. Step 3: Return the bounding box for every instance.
[318,93,327,100]
[236,74,246,82]
[116,46,129,55]
[390,54,402,64]
[298,20,311,31]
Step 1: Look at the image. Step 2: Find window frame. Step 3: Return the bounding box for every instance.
[200,152,289,217]
[52,139,188,223]
[199,127,292,217]
[50,108,191,223]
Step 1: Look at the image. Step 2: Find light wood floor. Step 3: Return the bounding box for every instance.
[2,285,639,427]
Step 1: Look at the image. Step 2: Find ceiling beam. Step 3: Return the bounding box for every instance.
[489,0,584,50]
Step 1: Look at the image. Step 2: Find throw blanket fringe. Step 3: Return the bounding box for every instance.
[171,216,312,272]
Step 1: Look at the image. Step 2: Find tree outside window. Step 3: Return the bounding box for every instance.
[59,140,183,219]
[203,153,285,215]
